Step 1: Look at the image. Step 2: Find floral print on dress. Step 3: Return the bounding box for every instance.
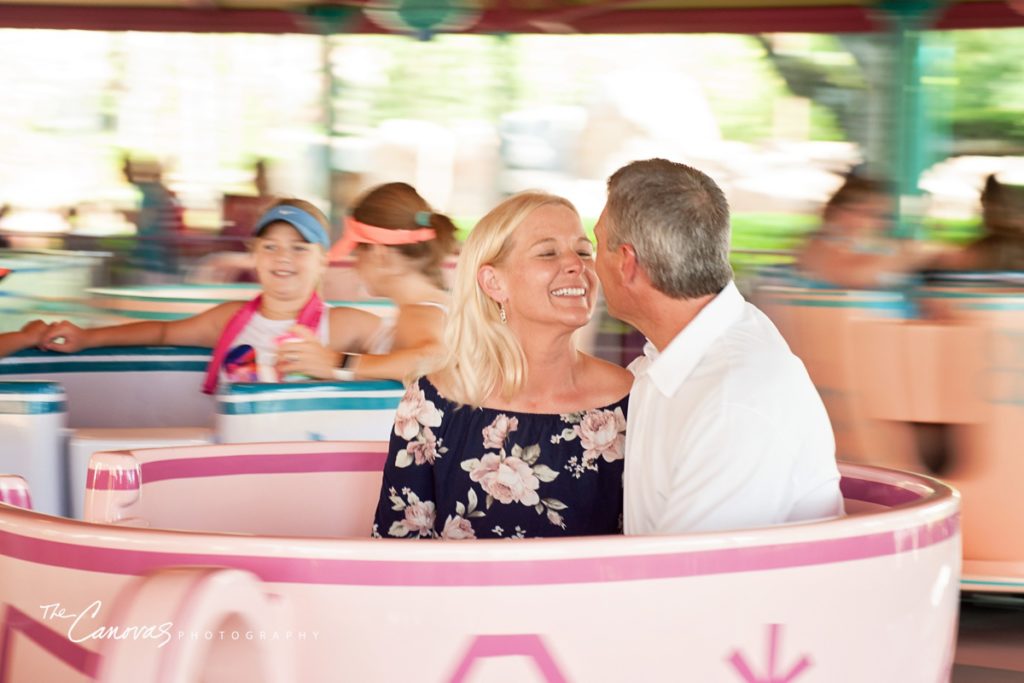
[441,515,476,539]
[481,414,518,449]
[394,383,448,468]
[463,450,542,506]
[394,383,442,440]
[555,406,627,479]
[465,415,567,529]
[386,487,437,538]
[440,489,485,539]
[373,378,627,540]
[575,407,626,463]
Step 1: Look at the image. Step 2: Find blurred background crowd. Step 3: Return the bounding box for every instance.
[0,24,1021,284]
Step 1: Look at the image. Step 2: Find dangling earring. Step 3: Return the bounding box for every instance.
[499,301,507,324]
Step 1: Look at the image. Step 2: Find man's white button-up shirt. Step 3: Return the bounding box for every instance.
[624,281,844,535]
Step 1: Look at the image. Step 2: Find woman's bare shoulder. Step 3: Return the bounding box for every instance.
[580,353,633,404]
[329,305,381,325]
[424,372,448,395]
[394,302,445,341]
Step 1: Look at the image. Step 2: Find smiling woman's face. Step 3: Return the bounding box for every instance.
[493,203,597,331]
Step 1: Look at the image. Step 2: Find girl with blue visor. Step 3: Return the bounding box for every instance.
[38,199,383,391]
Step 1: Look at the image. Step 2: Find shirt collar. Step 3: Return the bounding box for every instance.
[641,281,745,397]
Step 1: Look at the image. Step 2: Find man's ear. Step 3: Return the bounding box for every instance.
[619,243,639,285]
[477,264,507,303]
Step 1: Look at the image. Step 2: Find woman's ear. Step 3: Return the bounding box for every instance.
[477,264,507,303]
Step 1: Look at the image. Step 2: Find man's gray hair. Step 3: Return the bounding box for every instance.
[605,158,733,299]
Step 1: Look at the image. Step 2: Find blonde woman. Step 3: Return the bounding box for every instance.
[372,192,632,540]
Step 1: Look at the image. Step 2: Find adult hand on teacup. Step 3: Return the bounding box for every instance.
[41,320,86,353]
[273,325,340,381]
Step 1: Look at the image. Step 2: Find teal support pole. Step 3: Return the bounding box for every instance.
[895,20,925,239]
[876,0,949,240]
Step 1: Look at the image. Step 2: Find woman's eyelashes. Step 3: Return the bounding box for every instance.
[532,247,594,260]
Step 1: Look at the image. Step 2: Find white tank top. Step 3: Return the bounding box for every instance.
[222,308,331,384]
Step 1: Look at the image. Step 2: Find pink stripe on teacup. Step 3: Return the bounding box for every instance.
[139,451,387,484]
[0,489,32,511]
[840,477,924,507]
[0,513,958,587]
[85,451,385,490]
[85,468,140,491]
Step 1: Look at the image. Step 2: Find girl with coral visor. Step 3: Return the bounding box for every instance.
[319,182,456,383]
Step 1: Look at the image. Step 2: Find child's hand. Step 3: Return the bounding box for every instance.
[41,320,87,353]
[19,319,50,348]
[274,325,339,380]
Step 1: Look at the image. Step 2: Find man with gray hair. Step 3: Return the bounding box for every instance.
[594,158,843,534]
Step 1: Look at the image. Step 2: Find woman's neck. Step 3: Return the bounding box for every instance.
[498,325,584,409]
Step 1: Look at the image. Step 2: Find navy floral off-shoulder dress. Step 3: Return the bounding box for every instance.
[372,377,628,539]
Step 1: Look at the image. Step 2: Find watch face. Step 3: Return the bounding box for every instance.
[224,343,259,382]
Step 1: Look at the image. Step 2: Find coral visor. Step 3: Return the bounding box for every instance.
[328,217,436,260]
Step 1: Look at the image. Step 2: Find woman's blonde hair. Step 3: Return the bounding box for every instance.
[435,191,579,406]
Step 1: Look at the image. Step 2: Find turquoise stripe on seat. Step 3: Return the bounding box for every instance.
[9,346,212,358]
[961,578,1024,588]
[0,346,212,374]
[0,380,63,394]
[0,361,209,374]
[0,400,66,414]
[218,380,404,414]
[219,395,401,415]
[220,380,403,396]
